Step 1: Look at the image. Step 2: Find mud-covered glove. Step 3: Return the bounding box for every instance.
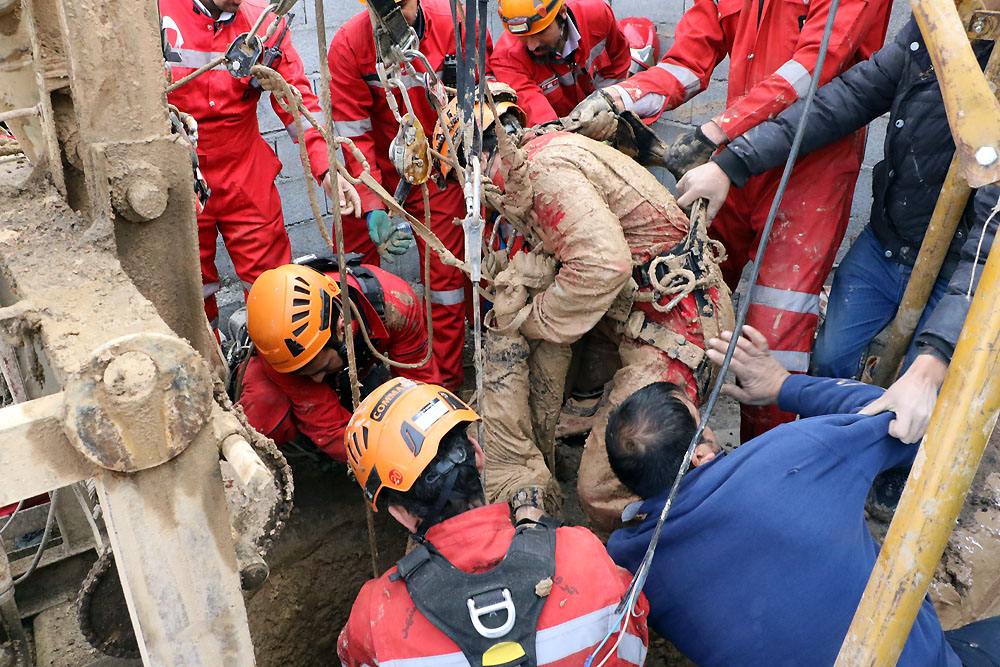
[366,210,413,258]
[664,126,719,180]
[509,251,557,294]
[567,90,621,141]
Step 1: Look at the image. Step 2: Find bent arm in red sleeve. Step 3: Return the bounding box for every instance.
[714,0,887,138]
[612,0,729,119]
[491,46,560,125]
[265,19,330,181]
[328,25,385,213]
[590,2,632,87]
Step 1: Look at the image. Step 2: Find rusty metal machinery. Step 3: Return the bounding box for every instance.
[0,0,292,661]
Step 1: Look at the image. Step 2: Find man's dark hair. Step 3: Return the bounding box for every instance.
[605,382,698,499]
[378,424,485,527]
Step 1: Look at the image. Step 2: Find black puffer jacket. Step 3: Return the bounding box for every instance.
[714,16,993,280]
[915,183,1000,361]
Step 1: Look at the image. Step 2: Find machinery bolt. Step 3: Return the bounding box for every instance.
[975,146,999,166]
[103,351,157,401]
[973,18,985,33]
[126,179,169,222]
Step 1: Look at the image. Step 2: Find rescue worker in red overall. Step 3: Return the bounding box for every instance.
[236,260,440,461]
[489,0,631,126]
[327,0,492,390]
[161,0,361,331]
[567,0,892,440]
[337,378,649,666]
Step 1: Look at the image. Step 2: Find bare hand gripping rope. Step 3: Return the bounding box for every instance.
[585,0,844,663]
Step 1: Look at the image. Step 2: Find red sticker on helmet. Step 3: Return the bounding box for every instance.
[388,469,404,485]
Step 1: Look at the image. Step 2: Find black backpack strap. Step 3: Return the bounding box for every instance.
[394,522,558,667]
[349,264,386,321]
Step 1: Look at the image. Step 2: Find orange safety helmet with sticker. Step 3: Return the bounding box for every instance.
[498,0,563,35]
[246,264,342,374]
[432,81,527,181]
[345,378,480,510]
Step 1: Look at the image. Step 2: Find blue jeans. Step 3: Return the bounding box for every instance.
[812,225,949,379]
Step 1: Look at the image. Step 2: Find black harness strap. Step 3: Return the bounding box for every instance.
[392,518,559,667]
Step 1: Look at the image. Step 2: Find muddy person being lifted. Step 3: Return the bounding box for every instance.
[435,83,734,536]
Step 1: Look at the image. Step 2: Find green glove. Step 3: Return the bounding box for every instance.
[366,210,413,258]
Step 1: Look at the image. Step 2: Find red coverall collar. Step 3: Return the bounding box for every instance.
[421,503,513,556]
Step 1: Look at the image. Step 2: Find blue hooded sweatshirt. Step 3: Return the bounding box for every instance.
[607,375,961,667]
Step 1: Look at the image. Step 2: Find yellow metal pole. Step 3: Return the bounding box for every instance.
[909,0,1000,188]
[835,224,1000,665]
[872,46,1000,388]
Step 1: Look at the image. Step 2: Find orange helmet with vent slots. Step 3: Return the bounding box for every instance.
[499,0,563,35]
[246,264,342,373]
[345,378,480,510]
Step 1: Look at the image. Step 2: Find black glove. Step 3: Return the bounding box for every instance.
[664,126,718,180]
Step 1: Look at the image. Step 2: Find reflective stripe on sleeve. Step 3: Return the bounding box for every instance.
[429,288,465,306]
[585,38,607,70]
[618,632,648,666]
[656,62,701,101]
[285,122,299,141]
[335,118,374,138]
[773,59,812,99]
[558,71,578,86]
[749,284,820,315]
[770,350,810,373]
[168,47,228,70]
[203,281,221,299]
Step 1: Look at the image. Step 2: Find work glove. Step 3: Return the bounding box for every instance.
[664,126,719,180]
[676,161,732,223]
[366,209,413,258]
[566,90,621,141]
[509,251,557,294]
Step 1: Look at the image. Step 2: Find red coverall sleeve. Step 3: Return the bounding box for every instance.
[328,30,385,214]
[264,369,352,461]
[491,49,560,125]
[266,20,330,181]
[614,0,729,118]
[714,0,885,138]
[337,581,379,666]
[592,3,632,86]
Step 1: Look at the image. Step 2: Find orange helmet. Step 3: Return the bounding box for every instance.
[345,378,480,510]
[246,265,342,373]
[499,0,563,35]
[432,81,527,181]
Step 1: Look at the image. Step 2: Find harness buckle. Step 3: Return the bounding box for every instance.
[467,588,516,639]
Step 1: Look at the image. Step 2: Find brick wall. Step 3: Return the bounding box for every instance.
[215,0,912,323]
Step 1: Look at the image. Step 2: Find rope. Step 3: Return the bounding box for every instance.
[165,55,227,94]
[589,0,845,660]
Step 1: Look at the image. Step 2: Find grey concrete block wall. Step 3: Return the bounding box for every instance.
[215,0,913,321]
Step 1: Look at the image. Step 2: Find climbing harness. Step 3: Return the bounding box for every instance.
[392,517,560,667]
